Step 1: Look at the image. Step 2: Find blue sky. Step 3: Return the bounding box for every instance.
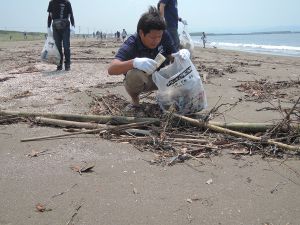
[0,0,300,34]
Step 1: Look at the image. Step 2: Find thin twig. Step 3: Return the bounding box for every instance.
[66,205,82,225]
[267,96,300,135]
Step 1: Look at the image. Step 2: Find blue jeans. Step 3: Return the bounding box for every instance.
[167,27,180,52]
[53,26,71,66]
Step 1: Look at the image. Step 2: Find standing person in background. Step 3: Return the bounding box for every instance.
[47,0,75,71]
[201,32,207,48]
[121,29,128,42]
[116,31,121,41]
[158,0,187,51]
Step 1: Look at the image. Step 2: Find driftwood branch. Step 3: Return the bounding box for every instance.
[36,117,112,129]
[172,113,300,151]
[0,110,160,125]
[209,121,276,133]
[21,121,154,142]
[36,117,152,137]
[1,110,299,133]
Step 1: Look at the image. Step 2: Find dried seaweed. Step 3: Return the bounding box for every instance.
[236,79,300,102]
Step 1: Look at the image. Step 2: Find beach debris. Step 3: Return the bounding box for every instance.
[223,65,237,73]
[236,79,300,102]
[51,184,78,198]
[12,90,32,99]
[270,182,287,194]
[1,89,299,165]
[133,187,139,194]
[171,112,300,151]
[186,198,193,203]
[36,116,109,130]
[63,128,82,132]
[66,204,82,225]
[70,162,95,175]
[26,149,50,158]
[229,148,250,155]
[0,115,22,124]
[206,178,213,185]
[20,120,155,142]
[35,203,52,212]
[198,65,224,76]
[35,203,46,212]
[0,76,15,82]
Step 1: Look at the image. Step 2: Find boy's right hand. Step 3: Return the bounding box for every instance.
[133,58,157,74]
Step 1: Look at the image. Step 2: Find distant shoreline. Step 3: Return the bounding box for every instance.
[190,30,300,36]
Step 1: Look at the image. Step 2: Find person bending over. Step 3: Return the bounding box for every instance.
[108,6,175,110]
[108,6,190,111]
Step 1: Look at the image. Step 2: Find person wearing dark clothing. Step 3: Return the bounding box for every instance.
[116,31,121,41]
[158,0,186,51]
[107,6,183,108]
[47,0,75,71]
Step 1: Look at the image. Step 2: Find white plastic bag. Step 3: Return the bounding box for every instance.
[180,25,194,55]
[152,53,207,115]
[70,26,75,36]
[41,35,61,65]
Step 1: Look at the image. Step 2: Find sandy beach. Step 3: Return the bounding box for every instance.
[0,38,300,225]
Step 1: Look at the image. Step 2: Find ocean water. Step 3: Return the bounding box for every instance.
[191,33,300,57]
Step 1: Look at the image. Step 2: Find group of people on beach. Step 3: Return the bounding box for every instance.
[115,29,128,42]
[47,0,195,112]
[93,31,106,40]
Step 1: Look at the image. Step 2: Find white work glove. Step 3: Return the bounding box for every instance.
[70,26,75,35]
[47,27,52,36]
[133,58,158,74]
[172,49,191,60]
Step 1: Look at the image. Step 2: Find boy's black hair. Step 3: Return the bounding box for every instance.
[137,6,166,35]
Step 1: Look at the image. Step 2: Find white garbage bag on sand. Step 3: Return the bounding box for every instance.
[152,52,207,115]
[180,25,194,55]
[41,35,61,65]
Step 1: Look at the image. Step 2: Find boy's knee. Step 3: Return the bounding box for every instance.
[125,69,157,93]
[124,69,146,96]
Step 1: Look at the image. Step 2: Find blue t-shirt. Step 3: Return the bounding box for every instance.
[115,31,176,66]
[160,0,178,29]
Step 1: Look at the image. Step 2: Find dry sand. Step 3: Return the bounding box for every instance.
[0,38,300,225]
